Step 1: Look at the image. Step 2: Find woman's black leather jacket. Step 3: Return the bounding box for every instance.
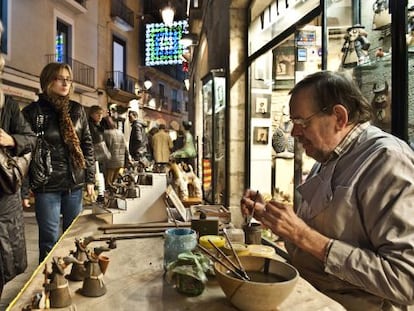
[22,96,95,192]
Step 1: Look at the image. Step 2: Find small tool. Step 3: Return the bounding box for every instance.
[223,230,250,280]
[247,190,259,227]
[197,244,249,281]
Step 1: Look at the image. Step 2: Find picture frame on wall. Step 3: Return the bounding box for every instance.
[252,93,271,118]
[253,126,269,145]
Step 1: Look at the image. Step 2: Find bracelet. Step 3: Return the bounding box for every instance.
[324,239,334,265]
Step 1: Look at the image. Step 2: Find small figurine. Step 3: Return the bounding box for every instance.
[341,24,370,68]
[79,246,110,297]
[371,81,391,125]
[44,256,80,308]
[372,0,391,30]
[67,237,90,281]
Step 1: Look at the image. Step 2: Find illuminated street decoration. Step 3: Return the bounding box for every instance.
[145,20,188,66]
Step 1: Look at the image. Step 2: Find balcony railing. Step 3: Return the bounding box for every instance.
[74,0,87,6]
[106,71,138,95]
[45,54,95,88]
[111,0,134,31]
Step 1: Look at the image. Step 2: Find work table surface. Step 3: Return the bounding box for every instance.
[8,214,345,311]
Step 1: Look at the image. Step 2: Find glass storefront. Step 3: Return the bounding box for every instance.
[202,70,226,204]
[247,0,410,202]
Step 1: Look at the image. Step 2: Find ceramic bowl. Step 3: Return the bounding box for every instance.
[214,255,299,311]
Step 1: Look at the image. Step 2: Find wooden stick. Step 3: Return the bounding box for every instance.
[101,228,168,235]
[98,222,191,232]
[91,233,164,241]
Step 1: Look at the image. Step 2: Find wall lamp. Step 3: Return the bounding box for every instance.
[135,78,153,96]
[161,2,175,27]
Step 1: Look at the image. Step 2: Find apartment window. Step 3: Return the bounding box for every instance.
[56,19,71,63]
[172,89,180,112]
[112,36,126,89]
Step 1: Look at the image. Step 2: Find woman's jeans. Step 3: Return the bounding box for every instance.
[35,189,83,262]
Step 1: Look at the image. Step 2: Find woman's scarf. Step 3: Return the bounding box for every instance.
[45,94,86,169]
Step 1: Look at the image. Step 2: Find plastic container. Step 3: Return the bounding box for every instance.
[224,228,245,244]
[198,235,226,249]
[163,228,197,269]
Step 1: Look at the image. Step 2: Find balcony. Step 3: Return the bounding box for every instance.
[106,71,139,102]
[45,54,95,89]
[111,0,134,32]
[53,0,87,14]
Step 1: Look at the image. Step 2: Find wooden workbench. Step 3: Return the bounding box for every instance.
[8,214,346,311]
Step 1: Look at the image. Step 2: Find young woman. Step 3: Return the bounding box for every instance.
[22,62,95,263]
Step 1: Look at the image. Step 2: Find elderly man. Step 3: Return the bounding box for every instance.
[242,71,414,310]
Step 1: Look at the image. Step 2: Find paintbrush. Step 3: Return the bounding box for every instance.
[197,244,248,281]
[222,230,250,280]
[247,190,259,227]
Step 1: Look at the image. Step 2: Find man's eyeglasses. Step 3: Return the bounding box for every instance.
[290,107,328,128]
[55,77,73,84]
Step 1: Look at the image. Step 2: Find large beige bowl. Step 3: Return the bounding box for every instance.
[214,255,299,311]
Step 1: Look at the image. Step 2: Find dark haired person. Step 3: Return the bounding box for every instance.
[128,110,148,165]
[242,71,414,310]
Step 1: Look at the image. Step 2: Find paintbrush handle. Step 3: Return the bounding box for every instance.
[223,231,244,269]
[197,244,247,281]
[207,239,250,280]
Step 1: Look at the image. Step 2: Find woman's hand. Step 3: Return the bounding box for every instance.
[86,183,96,201]
[0,128,15,147]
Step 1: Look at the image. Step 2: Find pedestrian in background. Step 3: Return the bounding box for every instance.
[22,62,95,263]
[0,21,37,297]
[128,110,149,166]
[88,105,108,172]
[152,123,173,171]
[101,115,129,186]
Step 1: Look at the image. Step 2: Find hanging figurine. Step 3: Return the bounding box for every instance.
[341,24,371,68]
[372,0,391,31]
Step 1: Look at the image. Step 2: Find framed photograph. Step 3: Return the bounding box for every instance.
[274,46,295,79]
[253,126,269,145]
[252,93,271,118]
